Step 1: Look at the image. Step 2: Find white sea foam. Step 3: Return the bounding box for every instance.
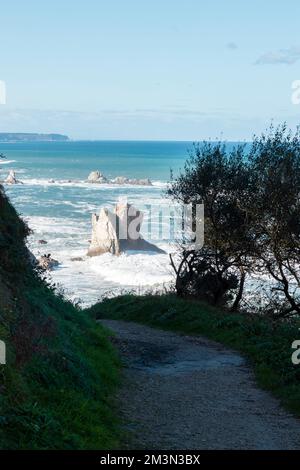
[20,178,166,190]
[88,250,173,286]
[0,159,16,165]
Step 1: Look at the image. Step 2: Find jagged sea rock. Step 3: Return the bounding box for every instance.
[87,208,120,256]
[112,176,129,184]
[87,171,152,186]
[116,202,163,252]
[114,202,143,241]
[87,202,165,256]
[38,239,48,245]
[5,170,20,185]
[87,171,108,184]
[38,255,59,270]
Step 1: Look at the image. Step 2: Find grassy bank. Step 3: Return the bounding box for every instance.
[88,294,300,417]
[0,188,120,449]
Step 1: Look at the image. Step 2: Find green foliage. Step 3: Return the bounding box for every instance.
[167,140,252,307]
[0,187,120,449]
[247,124,300,317]
[167,124,300,316]
[89,294,300,416]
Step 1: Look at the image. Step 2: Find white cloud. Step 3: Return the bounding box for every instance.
[255,46,300,65]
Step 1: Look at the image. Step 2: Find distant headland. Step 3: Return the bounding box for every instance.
[0,133,70,142]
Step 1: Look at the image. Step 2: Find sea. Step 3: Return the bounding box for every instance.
[0,140,200,306]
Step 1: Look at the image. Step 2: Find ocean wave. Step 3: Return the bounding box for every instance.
[88,250,172,285]
[0,159,16,165]
[20,178,166,189]
[51,249,173,305]
[152,180,168,188]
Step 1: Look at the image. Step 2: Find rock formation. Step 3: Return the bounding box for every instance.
[112,177,152,186]
[87,171,152,186]
[5,170,20,184]
[87,202,165,256]
[87,171,108,183]
[38,255,59,270]
[128,178,152,186]
[88,208,120,256]
[111,176,129,184]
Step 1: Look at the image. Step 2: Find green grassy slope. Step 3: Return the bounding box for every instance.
[0,187,120,449]
[88,294,300,417]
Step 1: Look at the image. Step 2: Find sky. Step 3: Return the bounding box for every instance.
[1,0,300,140]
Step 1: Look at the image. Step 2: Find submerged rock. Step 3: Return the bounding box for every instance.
[87,202,165,257]
[112,176,152,186]
[128,178,152,186]
[38,239,48,245]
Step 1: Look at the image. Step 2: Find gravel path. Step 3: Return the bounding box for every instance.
[101,319,300,450]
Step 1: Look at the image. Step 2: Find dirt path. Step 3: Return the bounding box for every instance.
[101,319,300,450]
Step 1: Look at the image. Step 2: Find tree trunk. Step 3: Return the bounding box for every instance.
[231,268,246,312]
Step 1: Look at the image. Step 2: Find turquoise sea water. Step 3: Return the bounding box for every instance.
[1,140,191,218]
[0,140,190,179]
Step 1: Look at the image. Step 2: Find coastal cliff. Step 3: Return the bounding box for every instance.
[0,133,69,142]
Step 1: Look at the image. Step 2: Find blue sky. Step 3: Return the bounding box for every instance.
[1,0,300,140]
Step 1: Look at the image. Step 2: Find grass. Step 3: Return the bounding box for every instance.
[87,293,300,418]
[0,188,121,449]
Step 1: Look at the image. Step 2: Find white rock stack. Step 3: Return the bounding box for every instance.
[87,202,165,256]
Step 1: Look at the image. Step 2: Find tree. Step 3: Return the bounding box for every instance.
[169,247,239,306]
[167,141,254,309]
[247,123,300,317]
[168,124,300,318]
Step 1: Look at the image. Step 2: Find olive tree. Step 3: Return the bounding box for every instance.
[248,124,300,317]
[167,141,254,309]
